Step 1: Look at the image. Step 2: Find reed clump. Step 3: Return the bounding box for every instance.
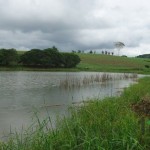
[123,73,138,79]
[59,73,138,89]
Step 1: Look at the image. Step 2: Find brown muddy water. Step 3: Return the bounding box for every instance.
[0,71,138,139]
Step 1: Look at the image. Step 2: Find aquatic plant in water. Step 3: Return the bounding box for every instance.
[59,73,138,89]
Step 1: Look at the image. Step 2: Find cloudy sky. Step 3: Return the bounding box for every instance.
[0,0,150,56]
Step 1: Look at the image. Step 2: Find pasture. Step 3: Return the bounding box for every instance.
[77,53,150,73]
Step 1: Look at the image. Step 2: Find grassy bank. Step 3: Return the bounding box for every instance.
[77,54,150,74]
[1,77,150,149]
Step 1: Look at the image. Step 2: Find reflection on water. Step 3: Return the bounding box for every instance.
[0,71,137,138]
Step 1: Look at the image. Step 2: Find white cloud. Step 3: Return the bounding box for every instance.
[0,0,150,56]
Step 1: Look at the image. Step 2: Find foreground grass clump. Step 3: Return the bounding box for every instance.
[1,77,150,150]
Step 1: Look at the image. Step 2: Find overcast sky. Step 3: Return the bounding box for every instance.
[0,0,150,56]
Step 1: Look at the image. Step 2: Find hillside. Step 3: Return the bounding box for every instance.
[137,54,150,58]
[7,51,150,74]
[77,53,150,73]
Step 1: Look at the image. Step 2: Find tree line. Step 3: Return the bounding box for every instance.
[0,47,81,68]
[137,54,150,59]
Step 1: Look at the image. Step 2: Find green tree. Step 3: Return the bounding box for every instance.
[114,42,125,56]
[0,48,18,66]
[20,49,45,66]
[20,47,80,68]
[44,47,63,67]
[62,53,80,68]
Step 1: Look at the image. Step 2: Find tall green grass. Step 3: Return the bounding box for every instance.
[1,77,150,149]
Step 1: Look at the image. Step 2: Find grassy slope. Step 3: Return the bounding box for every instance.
[1,77,150,149]
[1,51,149,74]
[17,51,26,55]
[77,54,150,73]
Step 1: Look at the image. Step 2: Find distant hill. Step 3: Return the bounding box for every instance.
[77,53,150,73]
[137,54,150,58]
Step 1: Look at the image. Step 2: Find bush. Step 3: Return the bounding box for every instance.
[20,49,46,67]
[145,65,150,68]
[0,48,18,66]
[43,47,63,67]
[62,53,81,68]
[20,47,80,68]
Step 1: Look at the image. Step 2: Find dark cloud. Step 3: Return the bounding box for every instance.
[0,0,150,56]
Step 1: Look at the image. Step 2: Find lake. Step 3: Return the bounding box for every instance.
[0,71,138,139]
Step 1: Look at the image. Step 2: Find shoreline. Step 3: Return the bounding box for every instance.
[0,77,150,149]
[0,66,149,74]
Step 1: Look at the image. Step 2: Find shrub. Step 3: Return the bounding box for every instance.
[20,47,80,68]
[62,53,81,68]
[0,48,18,66]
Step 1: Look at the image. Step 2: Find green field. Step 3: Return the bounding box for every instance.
[0,51,149,74]
[17,51,26,55]
[77,54,150,74]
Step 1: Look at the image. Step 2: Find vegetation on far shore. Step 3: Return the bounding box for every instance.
[0,77,150,149]
[137,54,150,59]
[77,53,150,74]
[0,48,150,74]
[0,47,80,69]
